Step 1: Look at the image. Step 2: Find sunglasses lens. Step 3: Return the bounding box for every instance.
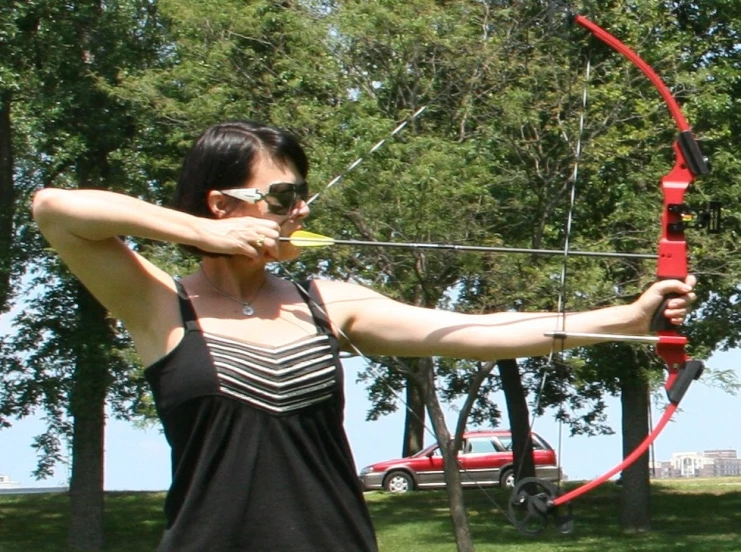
[265,199,291,215]
[295,182,309,201]
[265,182,309,214]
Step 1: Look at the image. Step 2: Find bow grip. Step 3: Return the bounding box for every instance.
[650,293,677,333]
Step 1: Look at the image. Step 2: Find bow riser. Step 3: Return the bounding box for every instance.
[655,143,692,376]
[657,144,693,282]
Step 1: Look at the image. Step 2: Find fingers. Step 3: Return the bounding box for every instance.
[646,275,697,326]
[662,298,693,326]
[202,217,282,258]
[651,276,694,297]
[248,219,280,258]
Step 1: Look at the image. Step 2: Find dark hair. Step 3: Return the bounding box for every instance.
[171,120,309,255]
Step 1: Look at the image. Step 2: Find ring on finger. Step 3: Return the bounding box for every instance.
[255,234,265,247]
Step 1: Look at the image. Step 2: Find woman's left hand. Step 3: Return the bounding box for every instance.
[635,275,697,330]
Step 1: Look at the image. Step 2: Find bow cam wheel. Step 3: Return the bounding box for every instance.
[508,477,561,536]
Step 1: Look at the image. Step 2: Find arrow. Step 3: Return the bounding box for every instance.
[544,330,687,345]
[281,230,657,260]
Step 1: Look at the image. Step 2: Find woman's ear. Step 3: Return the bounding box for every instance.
[206,190,230,219]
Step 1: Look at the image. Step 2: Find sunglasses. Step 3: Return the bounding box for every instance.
[221,181,309,215]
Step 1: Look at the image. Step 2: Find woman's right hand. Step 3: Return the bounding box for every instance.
[199,216,282,259]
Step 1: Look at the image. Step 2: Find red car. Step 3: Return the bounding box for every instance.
[358,430,562,493]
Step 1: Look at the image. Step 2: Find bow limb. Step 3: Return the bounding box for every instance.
[573,16,690,130]
[550,403,677,506]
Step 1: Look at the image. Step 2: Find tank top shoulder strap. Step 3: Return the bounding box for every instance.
[173,278,201,332]
[294,280,333,336]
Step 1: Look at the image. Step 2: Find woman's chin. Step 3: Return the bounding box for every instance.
[273,243,302,262]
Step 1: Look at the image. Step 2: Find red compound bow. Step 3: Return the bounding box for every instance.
[508,12,718,536]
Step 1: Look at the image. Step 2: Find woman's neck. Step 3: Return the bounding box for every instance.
[199,256,269,300]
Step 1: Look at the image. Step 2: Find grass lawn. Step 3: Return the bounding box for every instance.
[1,478,740,551]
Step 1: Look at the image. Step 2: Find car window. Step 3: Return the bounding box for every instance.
[494,434,547,451]
[531,434,548,451]
[465,437,497,454]
[497,436,513,451]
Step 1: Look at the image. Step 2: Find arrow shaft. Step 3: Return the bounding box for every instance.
[545,331,660,343]
[281,236,656,260]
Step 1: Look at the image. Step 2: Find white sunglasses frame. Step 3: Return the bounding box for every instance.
[220,181,309,214]
[220,187,265,204]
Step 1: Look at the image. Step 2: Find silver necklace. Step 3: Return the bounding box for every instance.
[200,266,268,316]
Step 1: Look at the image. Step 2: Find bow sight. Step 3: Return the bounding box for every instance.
[669,201,721,234]
[674,132,720,233]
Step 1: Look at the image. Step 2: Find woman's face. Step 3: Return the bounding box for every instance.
[223,155,310,261]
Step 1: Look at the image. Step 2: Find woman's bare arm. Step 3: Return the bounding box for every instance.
[314,278,695,360]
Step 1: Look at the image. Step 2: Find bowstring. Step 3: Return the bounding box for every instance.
[276,36,595,532]
[306,106,428,207]
[279,22,595,518]
[514,55,592,489]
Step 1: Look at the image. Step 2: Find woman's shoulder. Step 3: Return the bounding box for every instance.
[300,279,395,324]
[301,278,381,299]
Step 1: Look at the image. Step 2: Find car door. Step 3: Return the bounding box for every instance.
[457,436,503,485]
[414,446,447,488]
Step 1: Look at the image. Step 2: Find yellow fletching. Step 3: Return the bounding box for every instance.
[288,230,336,247]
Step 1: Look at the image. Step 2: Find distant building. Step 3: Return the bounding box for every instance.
[653,449,741,479]
[0,475,21,489]
[0,474,68,495]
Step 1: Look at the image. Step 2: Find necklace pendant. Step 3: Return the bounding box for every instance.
[242,304,255,316]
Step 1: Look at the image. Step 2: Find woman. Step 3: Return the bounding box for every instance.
[32,120,696,552]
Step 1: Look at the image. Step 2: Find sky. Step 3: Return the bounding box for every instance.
[1,298,739,491]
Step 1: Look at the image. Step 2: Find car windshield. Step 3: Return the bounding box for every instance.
[411,444,440,458]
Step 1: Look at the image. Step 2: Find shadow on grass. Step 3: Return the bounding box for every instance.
[0,491,165,552]
[0,493,71,552]
[103,492,166,551]
[2,483,740,551]
[366,481,741,552]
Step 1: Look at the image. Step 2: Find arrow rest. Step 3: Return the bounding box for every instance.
[508,477,573,536]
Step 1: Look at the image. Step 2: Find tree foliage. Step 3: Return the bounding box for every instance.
[2,0,741,549]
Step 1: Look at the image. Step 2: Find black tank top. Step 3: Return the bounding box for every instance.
[145,280,378,552]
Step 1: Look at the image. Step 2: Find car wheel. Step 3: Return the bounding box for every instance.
[384,471,414,493]
[500,468,515,489]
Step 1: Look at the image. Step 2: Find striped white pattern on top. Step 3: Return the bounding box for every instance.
[204,332,338,414]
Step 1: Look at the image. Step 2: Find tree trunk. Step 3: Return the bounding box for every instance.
[419,357,475,552]
[0,90,15,313]
[402,360,426,457]
[619,377,651,532]
[68,283,113,551]
[499,359,535,482]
